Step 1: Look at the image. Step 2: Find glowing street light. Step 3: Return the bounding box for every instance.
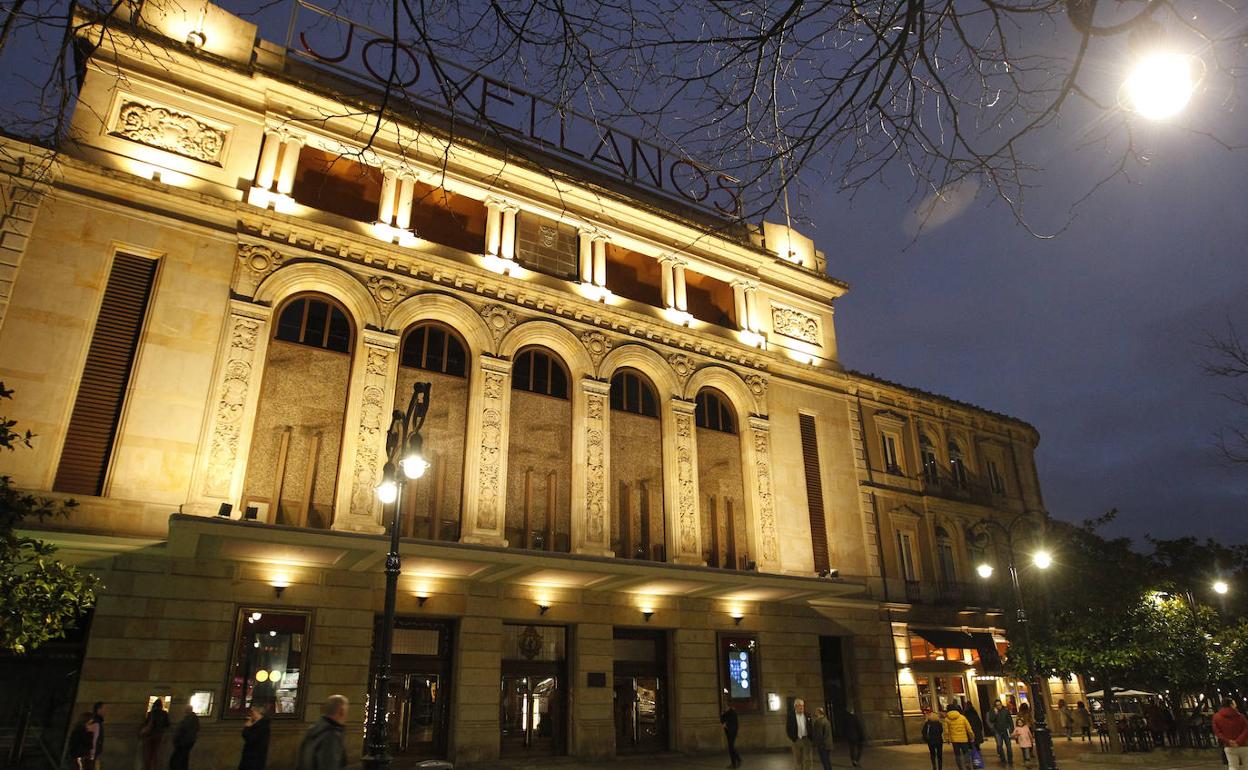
[1213,580,1229,596]
[1033,550,1053,570]
[1123,51,1196,120]
[977,563,995,579]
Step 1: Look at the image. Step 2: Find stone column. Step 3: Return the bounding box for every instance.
[499,203,520,261]
[659,256,676,308]
[484,198,504,256]
[572,378,612,556]
[670,627,721,752]
[732,281,749,329]
[274,135,304,195]
[673,261,689,312]
[591,236,608,287]
[333,329,400,533]
[195,300,273,511]
[377,167,398,225]
[460,355,511,546]
[394,174,415,231]
[570,622,615,758]
[254,129,282,191]
[745,416,781,572]
[451,614,503,764]
[744,283,761,332]
[577,227,594,283]
[667,397,703,565]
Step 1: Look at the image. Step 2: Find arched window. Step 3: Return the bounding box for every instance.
[400,324,467,377]
[275,296,352,353]
[935,526,957,586]
[695,389,736,434]
[512,348,569,399]
[920,435,939,483]
[610,371,658,417]
[948,441,968,488]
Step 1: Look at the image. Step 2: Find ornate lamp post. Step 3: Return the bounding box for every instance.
[362,382,431,770]
[973,513,1057,770]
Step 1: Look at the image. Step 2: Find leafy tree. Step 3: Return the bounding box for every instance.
[0,383,97,655]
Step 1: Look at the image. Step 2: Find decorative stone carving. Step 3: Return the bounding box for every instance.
[668,353,695,386]
[743,373,768,400]
[750,420,780,563]
[366,275,408,306]
[112,101,227,164]
[480,304,518,344]
[539,224,558,247]
[348,339,394,520]
[476,371,506,529]
[673,408,699,556]
[579,331,612,367]
[204,311,265,498]
[770,304,821,344]
[584,389,607,545]
[235,244,284,297]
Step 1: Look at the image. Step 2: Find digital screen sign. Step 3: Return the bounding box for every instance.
[721,634,759,708]
[728,650,752,699]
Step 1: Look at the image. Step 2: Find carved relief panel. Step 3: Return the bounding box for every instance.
[576,378,612,555]
[109,96,231,165]
[670,399,703,563]
[747,416,781,570]
[461,355,511,545]
[341,335,399,529]
[201,302,271,503]
[770,303,821,345]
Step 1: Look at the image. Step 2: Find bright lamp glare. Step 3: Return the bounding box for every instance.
[401,454,430,480]
[1033,550,1053,570]
[1213,580,1229,595]
[1124,52,1194,120]
[376,479,399,504]
[977,563,994,579]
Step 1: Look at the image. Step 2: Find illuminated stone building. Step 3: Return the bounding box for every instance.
[0,2,1073,767]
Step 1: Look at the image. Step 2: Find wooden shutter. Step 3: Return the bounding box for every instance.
[798,413,831,572]
[53,254,157,495]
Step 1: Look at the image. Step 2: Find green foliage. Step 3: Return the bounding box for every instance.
[0,383,98,655]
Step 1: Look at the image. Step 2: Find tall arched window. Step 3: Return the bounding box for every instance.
[610,370,658,417]
[695,387,747,569]
[506,347,572,551]
[395,323,470,541]
[935,526,957,587]
[948,441,968,489]
[920,435,939,483]
[244,294,355,529]
[512,348,569,399]
[695,389,736,434]
[609,369,665,561]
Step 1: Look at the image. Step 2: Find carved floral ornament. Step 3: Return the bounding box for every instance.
[366,275,408,306]
[237,244,284,278]
[111,100,229,165]
[743,373,768,399]
[770,303,821,345]
[480,304,518,343]
[579,330,613,367]
[668,353,695,385]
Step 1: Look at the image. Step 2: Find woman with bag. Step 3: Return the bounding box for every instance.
[944,704,975,770]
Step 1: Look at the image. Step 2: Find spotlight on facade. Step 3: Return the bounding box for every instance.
[976,563,994,579]
[217,503,233,518]
[642,608,654,622]
[271,575,290,598]
[416,592,430,607]
[730,610,745,625]
[538,603,551,616]
[1032,550,1053,569]
[1213,580,1229,595]
[186,29,207,49]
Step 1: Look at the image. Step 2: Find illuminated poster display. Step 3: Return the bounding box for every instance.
[720,634,761,710]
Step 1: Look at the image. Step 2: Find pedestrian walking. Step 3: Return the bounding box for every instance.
[238,703,271,770]
[1074,702,1092,742]
[990,701,1015,765]
[786,698,814,770]
[1212,698,1248,769]
[965,703,984,747]
[67,712,95,770]
[168,705,199,770]
[720,703,741,769]
[1056,700,1073,741]
[922,710,945,770]
[944,704,975,770]
[297,696,348,770]
[811,707,833,770]
[138,700,170,770]
[1017,703,1034,728]
[1012,718,1034,766]
[89,703,106,770]
[838,708,865,768]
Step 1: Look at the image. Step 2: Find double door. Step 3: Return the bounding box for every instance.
[381,671,446,758]
[500,664,565,756]
[614,670,667,753]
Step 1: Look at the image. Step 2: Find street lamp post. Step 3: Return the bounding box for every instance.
[973,514,1058,770]
[361,382,431,770]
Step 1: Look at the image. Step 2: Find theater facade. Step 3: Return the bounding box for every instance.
[0,3,1075,768]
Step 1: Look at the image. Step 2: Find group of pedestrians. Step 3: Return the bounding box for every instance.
[721,698,865,770]
[921,700,1043,770]
[65,695,351,770]
[1052,699,1093,741]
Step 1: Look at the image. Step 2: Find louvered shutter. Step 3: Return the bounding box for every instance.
[798,413,831,572]
[53,254,157,495]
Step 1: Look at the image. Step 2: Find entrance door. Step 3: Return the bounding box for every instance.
[976,683,997,713]
[614,674,666,753]
[500,673,562,756]
[370,620,452,760]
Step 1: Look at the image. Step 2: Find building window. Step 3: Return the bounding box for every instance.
[512,348,569,399]
[798,414,831,574]
[987,459,1006,494]
[400,324,467,377]
[881,431,901,474]
[896,531,918,581]
[935,526,957,586]
[54,253,158,495]
[275,297,352,353]
[684,268,737,329]
[719,633,761,711]
[225,609,309,718]
[920,435,939,483]
[948,441,968,489]
[515,212,578,280]
[605,244,664,307]
[695,390,736,433]
[610,371,658,417]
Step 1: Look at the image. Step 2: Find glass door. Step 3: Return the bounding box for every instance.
[500,674,562,756]
[390,673,442,757]
[614,674,666,753]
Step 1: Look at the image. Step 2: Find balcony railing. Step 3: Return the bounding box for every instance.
[904,579,922,603]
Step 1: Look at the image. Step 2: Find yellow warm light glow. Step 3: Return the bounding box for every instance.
[977,563,994,579]
[662,307,694,327]
[737,329,766,349]
[1213,580,1229,595]
[898,667,915,685]
[270,573,291,589]
[786,349,817,366]
[1124,52,1195,120]
[481,254,519,275]
[1032,550,1053,569]
[575,283,613,303]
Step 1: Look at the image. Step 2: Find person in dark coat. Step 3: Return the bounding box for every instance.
[298,696,348,770]
[720,704,741,769]
[786,699,814,770]
[138,700,170,770]
[238,704,271,770]
[168,705,199,770]
[990,701,1015,765]
[922,710,945,770]
[67,712,95,770]
[811,708,834,770]
[89,703,107,770]
[838,708,865,768]
[964,704,985,747]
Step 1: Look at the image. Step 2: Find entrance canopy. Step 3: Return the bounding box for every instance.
[911,628,1004,674]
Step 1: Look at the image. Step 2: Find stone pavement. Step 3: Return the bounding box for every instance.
[466,739,1228,770]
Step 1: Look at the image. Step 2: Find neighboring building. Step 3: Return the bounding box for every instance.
[0,3,1078,768]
